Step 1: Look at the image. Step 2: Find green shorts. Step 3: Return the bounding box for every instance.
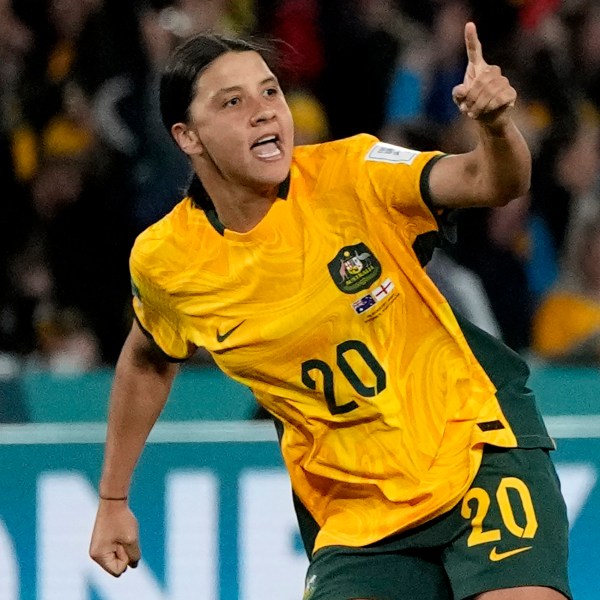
[303,446,572,600]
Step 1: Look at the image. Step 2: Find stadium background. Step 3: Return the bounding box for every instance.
[1,0,599,598]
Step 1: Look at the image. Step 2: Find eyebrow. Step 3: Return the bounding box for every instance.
[215,76,279,96]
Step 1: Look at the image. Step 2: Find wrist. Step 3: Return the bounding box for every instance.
[478,115,513,137]
[99,476,130,501]
[99,494,128,501]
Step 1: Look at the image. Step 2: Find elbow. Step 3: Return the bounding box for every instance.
[498,151,533,206]
[510,160,532,201]
[474,138,532,207]
[485,167,532,207]
[494,178,531,207]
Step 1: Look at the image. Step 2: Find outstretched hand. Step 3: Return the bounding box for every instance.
[452,22,516,128]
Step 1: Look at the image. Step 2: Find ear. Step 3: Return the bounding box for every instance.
[171,123,203,157]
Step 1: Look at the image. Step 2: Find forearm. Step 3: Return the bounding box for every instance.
[471,118,532,205]
[99,327,178,498]
[436,23,533,210]
[429,118,532,209]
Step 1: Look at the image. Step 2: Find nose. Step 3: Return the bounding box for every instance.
[250,104,276,126]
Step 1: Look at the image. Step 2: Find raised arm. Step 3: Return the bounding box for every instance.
[89,319,179,577]
[429,22,531,208]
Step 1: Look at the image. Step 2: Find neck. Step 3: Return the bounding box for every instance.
[214,186,277,233]
[194,168,280,234]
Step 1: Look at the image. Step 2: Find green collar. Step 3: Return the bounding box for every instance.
[189,174,291,236]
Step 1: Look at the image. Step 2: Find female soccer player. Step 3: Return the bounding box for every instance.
[89,23,571,600]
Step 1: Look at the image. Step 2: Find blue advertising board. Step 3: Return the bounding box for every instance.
[0,419,599,599]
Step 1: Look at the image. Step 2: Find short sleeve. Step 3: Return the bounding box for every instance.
[358,138,445,227]
[130,249,195,361]
[352,136,452,264]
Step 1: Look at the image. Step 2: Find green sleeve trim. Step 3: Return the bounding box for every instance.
[419,154,446,211]
[418,153,457,245]
[134,314,190,363]
[412,154,458,266]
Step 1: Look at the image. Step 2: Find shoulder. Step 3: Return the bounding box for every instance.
[291,134,381,183]
[293,134,436,172]
[293,134,379,163]
[131,197,196,276]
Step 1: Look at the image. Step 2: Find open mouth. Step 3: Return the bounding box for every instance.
[250,134,282,159]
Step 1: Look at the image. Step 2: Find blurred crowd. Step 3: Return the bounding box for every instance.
[2,0,600,375]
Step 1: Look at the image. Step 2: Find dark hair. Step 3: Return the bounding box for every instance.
[159,34,272,132]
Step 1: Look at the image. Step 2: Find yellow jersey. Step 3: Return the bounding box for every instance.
[130,134,553,553]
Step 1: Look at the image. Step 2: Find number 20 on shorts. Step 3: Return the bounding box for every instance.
[461,477,538,547]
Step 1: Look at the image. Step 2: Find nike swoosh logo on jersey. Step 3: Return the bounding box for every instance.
[216,321,245,343]
[489,546,533,562]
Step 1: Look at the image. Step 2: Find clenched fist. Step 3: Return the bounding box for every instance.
[89,498,141,577]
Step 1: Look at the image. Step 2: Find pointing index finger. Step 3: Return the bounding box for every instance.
[465,22,485,68]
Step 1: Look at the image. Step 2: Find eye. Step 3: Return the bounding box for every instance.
[224,96,240,108]
[264,87,279,97]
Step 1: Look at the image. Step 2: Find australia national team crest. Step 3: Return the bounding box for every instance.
[328,242,382,294]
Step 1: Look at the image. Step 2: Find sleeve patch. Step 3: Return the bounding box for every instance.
[365,142,419,165]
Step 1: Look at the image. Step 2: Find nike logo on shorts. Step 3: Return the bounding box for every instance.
[489,546,532,561]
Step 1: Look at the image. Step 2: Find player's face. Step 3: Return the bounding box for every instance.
[185,50,294,191]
